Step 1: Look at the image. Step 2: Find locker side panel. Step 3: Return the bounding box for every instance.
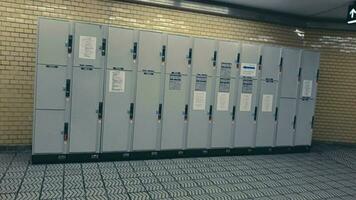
[192,38,216,75]
[37,19,69,65]
[35,65,66,110]
[187,76,213,149]
[102,70,133,152]
[34,110,64,154]
[235,78,258,147]
[276,98,296,146]
[137,31,162,72]
[255,82,278,147]
[107,27,134,70]
[260,46,281,80]
[73,23,102,68]
[212,78,235,148]
[133,72,161,151]
[280,48,300,98]
[161,74,188,150]
[295,100,315,146]
[70,68,103,153]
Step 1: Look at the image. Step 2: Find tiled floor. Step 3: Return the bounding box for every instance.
[0,144,355,200]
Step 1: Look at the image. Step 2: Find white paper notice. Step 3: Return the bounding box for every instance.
[239,93,252,112]
[240,63,257,77]
[109,71,125,93]
[217,92,229,111]
[193,91,206,110]
[302,80,313,97]
[79,36,96,59]
[262,94,273,112]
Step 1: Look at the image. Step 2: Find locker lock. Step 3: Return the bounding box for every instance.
[208,105,213,122]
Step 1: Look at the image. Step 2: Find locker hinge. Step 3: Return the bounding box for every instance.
[158,104,162,120]
[213,51,217,66]
[161,45,166,62]
[129,103,134,120]
[311,116,315,129]
[236,53,240,68]
[232,106,236,121]
[316,69,320,83]
[188,48,192,65]
[184,104,188,120]
[279,57,283,72]
[63,122,69,141]
[253,106,258,121]
[67,35,73,54]
[258,55,263,70]
[132,42,138,60]
[98,102,103,120]
[293,115,296,129]
[208,105,213,121]
[101,38,107,56]
[274,107,278,121]
[298,68,302,81]
[65,79,70,98]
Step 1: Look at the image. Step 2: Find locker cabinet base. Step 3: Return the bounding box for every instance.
[32,145,311,164]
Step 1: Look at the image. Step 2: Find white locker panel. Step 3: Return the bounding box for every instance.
[276,98,297,146]
[216,41,239,77]
[70,68,103,153]
[37,18,70,66]
[260,46,281,80]
[166,35,191,74]
[137,31,163,72]
[192,38,216,76]
[107,27,135,70]
[280,48,301,98]
[295,100,315,146]
[299,51,320,100]
[34,110,64,154]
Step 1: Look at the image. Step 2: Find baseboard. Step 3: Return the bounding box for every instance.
[0,145,31,152]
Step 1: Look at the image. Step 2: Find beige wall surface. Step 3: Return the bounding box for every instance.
[0,0,355,145]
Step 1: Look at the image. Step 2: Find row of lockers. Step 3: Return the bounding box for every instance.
[33,18,319,155]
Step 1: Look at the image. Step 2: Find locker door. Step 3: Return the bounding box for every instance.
[70,68,103,153]
[165,35,191,74]
[107,27,134,70]
[276,99,296,146]
[235,78,258,147]
[192,38,216,76]
[216,41,239,77]
[255,82,278,147]
[161,74,188,150]
[295,100,315,146]
[212,77,235,148]
[36,65,66,110]
[73,23,102,68]
[300,51,320,100]
[260,46,281,80]
[102,70,134,152]
[37,18,69,66]
[280,48,300,98]
[133,72,161,151]
[187,75,213,149]
[34,110,64,154]
[137,31,162,72]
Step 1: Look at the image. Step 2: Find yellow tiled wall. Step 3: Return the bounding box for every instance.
[0,0,355,145]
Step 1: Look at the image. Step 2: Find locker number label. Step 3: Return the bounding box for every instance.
[109,70,125,93]
[302,80,313,97]
[193,91,206,111]
[79,36,97,59]
[261,94,273,112]
[240,93,252,112]
[217,92,229,111]
[240,63,257,77]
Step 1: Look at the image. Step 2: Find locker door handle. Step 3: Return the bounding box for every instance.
[208,105,213,121]
[212,51,217,66]
[63,122,69,141]
[65,79,70,98]
[101,38,107,56]
[316,69,320,83]
[158,104,162,120]
[187,48,192,65]
[311,116,314,129]
[98,102,103,120]
[236,53,240,64]
[161,45,166,62]
[274,107,278,121]
[184,104,188,120]
[293,115,296,129]
[279,57,283,72]
[253,106,258,121]
[298,68,302,81]
[132,42,138,60]
[129,103,134,120]
[232,106,236,121]
[67,35,73,54]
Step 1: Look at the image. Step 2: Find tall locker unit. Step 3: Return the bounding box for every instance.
[187,38,216,149]
[211,41,240,148]
[161,35,192,150]
[101,27,137,152]
[235,44,261,148]
[70,23,106,153]
[33,18,72,154]
[133,31,165,151]
[255,46,281,147]
[295,51,320,146]
[275,48,301,147]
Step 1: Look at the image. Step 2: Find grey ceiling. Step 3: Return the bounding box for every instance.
[213,0,355,20]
